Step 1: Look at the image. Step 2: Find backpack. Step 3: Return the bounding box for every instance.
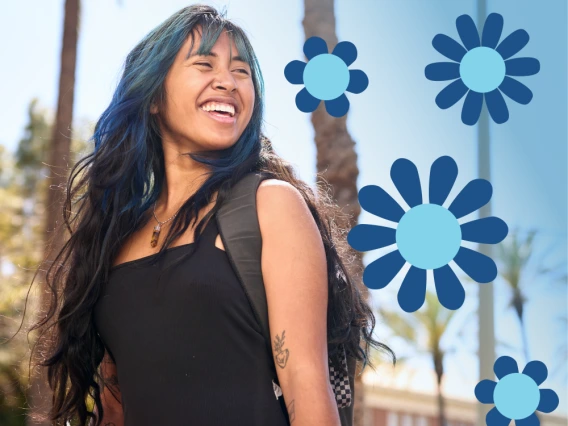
[216,171,356,426]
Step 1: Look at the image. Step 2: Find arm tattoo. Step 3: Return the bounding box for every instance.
[105,374,120,389]
[102,356,119,390]
[274,330,289,369]
[286,399,296,424]
[103,374,121,404]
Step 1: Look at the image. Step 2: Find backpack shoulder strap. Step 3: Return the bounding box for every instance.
[216,172,272,357]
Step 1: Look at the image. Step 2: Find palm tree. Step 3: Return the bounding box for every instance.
[379,291,456,426]
[496,229,537,363]
[496,228,567,363]
[302,0,368,425]
[27,1,80,425]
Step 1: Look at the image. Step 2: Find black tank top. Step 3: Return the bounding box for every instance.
[93,213,291,425]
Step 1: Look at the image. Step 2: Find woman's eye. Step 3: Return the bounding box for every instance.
[195,62,249,75]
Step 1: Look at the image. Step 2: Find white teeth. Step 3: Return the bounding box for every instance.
[200,102,235,117]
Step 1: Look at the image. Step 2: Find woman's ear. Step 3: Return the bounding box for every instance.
[150,103,158,114]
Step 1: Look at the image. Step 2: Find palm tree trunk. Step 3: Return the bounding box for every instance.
[27,0,80,424]
[436,383,446,426]
[433,353,446,426]
[302,1,365,425]
[515,306,540,424]
[513,294,531,363]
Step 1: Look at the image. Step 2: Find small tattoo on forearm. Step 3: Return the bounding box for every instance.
[109,374,119,387]
[287,399,296,423]
[105,374,119,388]
[104,374,120,396]
[274,330,289,369]
[103,374,121,404]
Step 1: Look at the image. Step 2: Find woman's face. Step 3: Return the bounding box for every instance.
[153,26,255,151]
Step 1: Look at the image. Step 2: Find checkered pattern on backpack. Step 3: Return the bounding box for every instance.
[329,344,352,408]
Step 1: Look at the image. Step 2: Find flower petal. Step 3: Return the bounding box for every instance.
[456,14,481,50]
[325,94,350,118]
[363,250,406,290]
[475,379,497,404]
[516,413,539,426]
[296,87,321,112]
[391,159,423,208]
[432,34,467,62]
[486,89,510,124]
[482,13,504,49]
[461,217,509,244]
[461,90,484,126]
[304,36,328,60]
[435,79,469,109]
[347,224,396,252]
[433,264,465,310]
[448,179,492,219]
[494,355,519,379]
[429,156,458,206]
[359,185,406,223]
[284,60,306,84]
[453,246,497,283]
[346,70,369,94]
[425,62,461,81]
[506,57,540,77]
[537,389,560,413]
[486,407,511,426]
[332,41,357,67]
[522,360,548,385]
[499,76,533,105]
[398,266,427,312]
[496,29,530,60]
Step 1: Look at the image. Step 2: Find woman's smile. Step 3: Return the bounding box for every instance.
[199,105,238,124]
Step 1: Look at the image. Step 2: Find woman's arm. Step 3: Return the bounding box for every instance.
[91,349,124,426]
[91,406,124,426]
[257,179,341,426]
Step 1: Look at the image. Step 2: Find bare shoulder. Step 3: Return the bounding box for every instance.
[256,179,310,225]
[257,178,304,205]
[257,178,297,192]
[256,178,321,249]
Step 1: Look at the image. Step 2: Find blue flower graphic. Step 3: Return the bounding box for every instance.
[475,356,559,425]
[284,36,369,117]
[425,13,540,125]
[347,156,508,312]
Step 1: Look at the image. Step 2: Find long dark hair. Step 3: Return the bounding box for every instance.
[15,4,394,425]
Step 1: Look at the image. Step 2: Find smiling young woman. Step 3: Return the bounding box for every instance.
[22,4,393,426]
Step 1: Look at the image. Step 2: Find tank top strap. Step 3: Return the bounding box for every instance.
[198,211,220,249]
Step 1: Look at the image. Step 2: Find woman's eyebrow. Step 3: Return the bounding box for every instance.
[186,51,248,64]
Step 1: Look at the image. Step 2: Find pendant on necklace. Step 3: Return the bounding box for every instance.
[151,224,161,248]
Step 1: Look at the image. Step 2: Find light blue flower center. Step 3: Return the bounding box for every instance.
[396,204,461,270]
[459,47,506,93]
[303,54,350,100]
[494,373,540,420]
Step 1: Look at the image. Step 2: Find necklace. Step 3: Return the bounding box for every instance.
[150,201,182,248]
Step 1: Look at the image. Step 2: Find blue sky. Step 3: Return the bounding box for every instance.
[1,0,566,414]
